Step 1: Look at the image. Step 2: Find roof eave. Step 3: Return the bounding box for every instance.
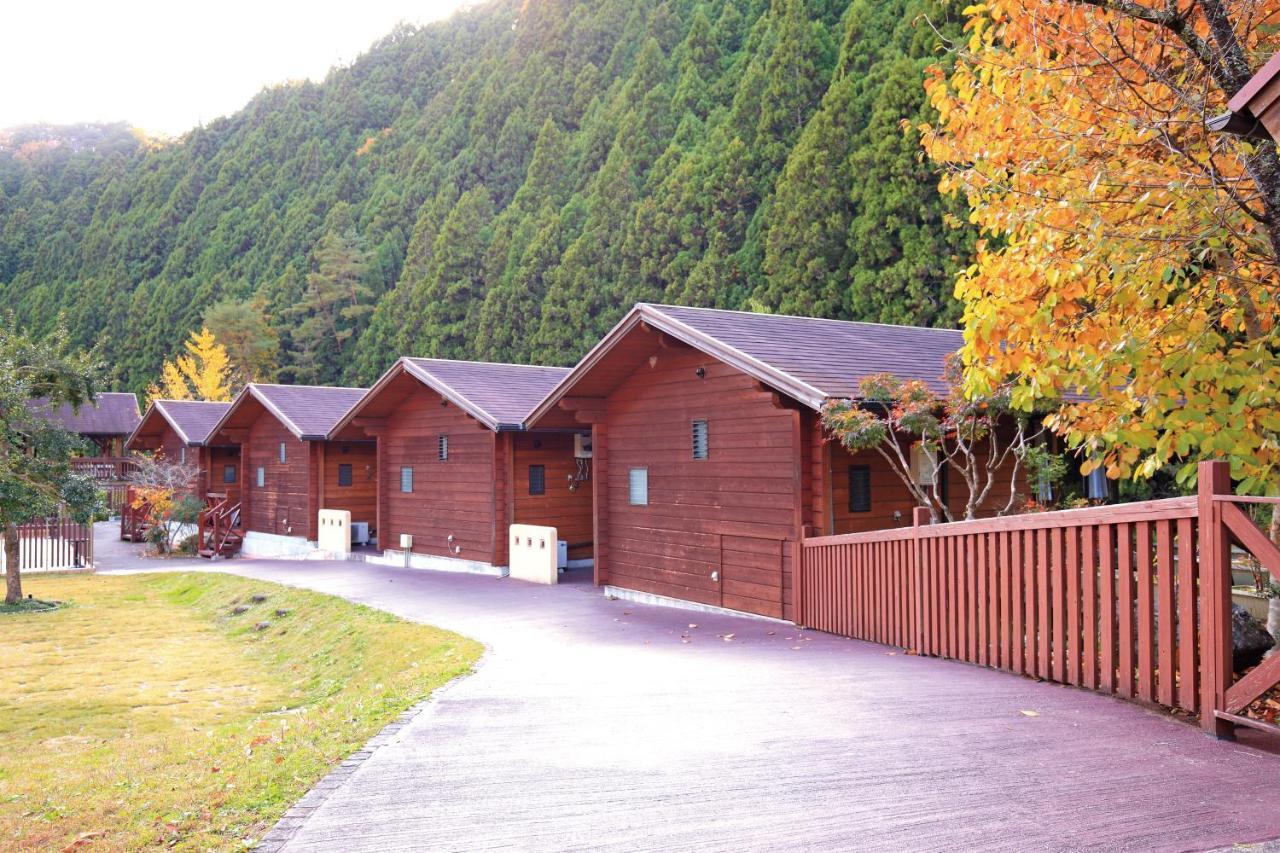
[525,305,830,426]
[399,360,501,432]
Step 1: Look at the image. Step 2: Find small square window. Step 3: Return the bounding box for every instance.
[400,466,414,493]
[849,465,871,513]
[223,464,237,484]
[691,419,708,460]
[256,466,265,488]
[438,434,449,461]
[279,442,287,463]
[529,465,545,496]
[628,467,648,506]
[338,463,353,487]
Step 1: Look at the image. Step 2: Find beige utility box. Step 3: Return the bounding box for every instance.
[317,509,352,556]
[509,524,558,584]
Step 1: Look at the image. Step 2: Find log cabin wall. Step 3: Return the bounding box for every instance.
[511,431,594,562]
[149,424,202,497]
[206,446,242,503]
[378,384,500,566]
[242,413,311,539]
[602,344,802,620]
[319,440,377,531]
[827,432,1028,535]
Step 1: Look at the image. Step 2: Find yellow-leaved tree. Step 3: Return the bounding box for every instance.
[147,327,232,403]
[922,0,1280,499]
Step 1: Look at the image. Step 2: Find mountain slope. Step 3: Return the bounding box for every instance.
[0,0,971,391]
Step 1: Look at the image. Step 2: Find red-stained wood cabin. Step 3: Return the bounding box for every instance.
[206,383,370,553]
[27,391,141,457]
[125,400,238,499]
[329,358,593,575]
[527,303,1026,622]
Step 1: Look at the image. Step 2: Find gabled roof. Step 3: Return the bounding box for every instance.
[211,383,368,442]
[127,399,232,449]
[332,357,572,434]
[27,391,141,436]
[1209,53,1280,141]
[528,303,964,423]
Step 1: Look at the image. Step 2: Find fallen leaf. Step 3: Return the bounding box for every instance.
[1019,710,1040,717]
[688,623,699,629]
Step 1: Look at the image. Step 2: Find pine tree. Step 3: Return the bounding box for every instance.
[286,232,372,384]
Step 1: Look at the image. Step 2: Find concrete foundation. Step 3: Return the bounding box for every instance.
[602,584,790,624]
[365,549,508,578]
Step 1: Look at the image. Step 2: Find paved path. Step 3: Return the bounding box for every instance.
[96,527,1280,852]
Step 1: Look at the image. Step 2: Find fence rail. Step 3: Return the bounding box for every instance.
[70,457,136,514]
[1,517,94,574]
[797,461,1280,738]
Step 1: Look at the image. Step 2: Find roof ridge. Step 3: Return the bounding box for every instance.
[403,356,571,371]
[252,382,369,392]
[641,303,963,335]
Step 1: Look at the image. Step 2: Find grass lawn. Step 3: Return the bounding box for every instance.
[0,572,482,850]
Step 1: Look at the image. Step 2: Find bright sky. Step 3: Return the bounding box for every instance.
[2,0,474,136]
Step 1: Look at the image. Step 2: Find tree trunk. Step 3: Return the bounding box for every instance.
[4,522,21,605]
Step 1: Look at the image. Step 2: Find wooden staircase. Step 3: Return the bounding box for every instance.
[120,487,153,542]
[198,495,243,558]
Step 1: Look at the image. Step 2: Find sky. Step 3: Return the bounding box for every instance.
[2,0,475,136]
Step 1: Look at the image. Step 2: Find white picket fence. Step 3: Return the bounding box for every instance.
[0,519,93,574]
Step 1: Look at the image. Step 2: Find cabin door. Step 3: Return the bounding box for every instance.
[717,534,784,619]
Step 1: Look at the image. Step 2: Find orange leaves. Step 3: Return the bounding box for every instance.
[925,0,1280,489]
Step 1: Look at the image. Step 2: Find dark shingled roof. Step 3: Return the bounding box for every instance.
[152,400,232,445]
[647,304,963,400]
[28,392,141,436]
[529,304,963,425]
[400,358,571,430]
[248,384,368,440]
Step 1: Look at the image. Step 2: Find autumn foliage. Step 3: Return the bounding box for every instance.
[923,0,1280,493]
[147,327,232,404]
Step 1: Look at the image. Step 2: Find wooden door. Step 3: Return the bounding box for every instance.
[719,534,784,618]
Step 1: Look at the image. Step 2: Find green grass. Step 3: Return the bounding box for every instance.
[0,597,62,614]
[0,573,481,850]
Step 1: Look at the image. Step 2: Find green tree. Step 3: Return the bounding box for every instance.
[0,320,102,604]
[203,297,280,387]
[286,232,372,384]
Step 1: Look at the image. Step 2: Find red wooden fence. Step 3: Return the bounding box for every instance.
[797,460,1280,738]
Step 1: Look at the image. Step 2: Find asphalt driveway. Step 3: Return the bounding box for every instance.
[96,533,1280,851]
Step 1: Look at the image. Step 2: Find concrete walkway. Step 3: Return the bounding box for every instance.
[95,527,1280,852]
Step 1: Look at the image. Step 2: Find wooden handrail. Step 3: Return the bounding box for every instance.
[797,462,1280,740]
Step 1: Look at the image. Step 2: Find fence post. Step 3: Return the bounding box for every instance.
[913,507,931,655]
[1198,460,1234,738]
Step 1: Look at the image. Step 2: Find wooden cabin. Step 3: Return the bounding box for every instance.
[125,400,238,499]
[329,358,592,575]
[28,391,142,512]
[1210,53,1280,141]
[527,303,1024,621]
[28,391,141,457]
[206,383,370,556]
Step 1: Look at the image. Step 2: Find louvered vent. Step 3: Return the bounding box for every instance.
[691,419,709,460]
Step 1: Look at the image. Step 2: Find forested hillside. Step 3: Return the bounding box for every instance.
[0,0,972,391]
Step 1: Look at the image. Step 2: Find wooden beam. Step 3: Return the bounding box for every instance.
[1198,460,1235,739]
[558,396,607,413]
[1223,500,1280,581]
[1226,651,1280,713]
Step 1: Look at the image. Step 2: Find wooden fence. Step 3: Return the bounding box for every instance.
[797,460,1280,738]
[1,517,94,574]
